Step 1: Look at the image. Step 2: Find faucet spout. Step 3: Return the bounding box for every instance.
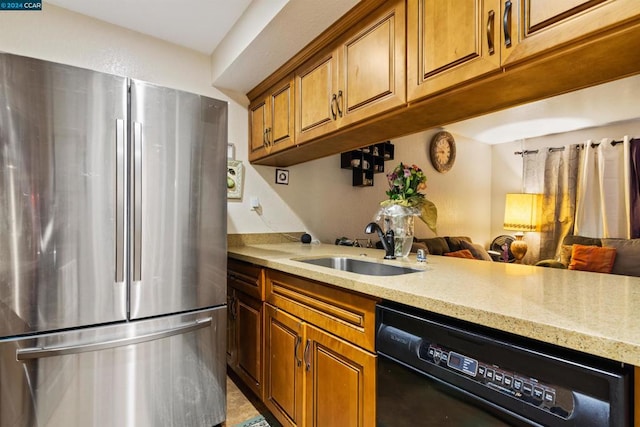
[364,222,396,259]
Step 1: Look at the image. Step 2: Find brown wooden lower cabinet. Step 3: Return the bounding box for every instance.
[264,303,376,427]
[304,323,376,427]
[228,288,263,399]
[236,292,263,394]
[264,304,305,427]
[227,258,265,400]
[228,260,377,426]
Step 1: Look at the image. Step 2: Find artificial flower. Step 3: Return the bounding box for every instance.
[380,162,438,234]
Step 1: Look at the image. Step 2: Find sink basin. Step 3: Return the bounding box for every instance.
[296,257,421,276]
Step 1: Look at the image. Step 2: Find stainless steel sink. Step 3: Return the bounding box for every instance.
[295,257,421,276]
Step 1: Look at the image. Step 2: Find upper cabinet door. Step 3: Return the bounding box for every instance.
[527,0,606,33]
[408,0,502,101]
[338,0,406,128]
[295,0,405,145]
[249,99,268,159]
[249,75,295,161]
[295,53,339,144]
[270,79,295,148]
[502,0,640,65]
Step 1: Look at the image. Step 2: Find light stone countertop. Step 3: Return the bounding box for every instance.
[228,241,640,366]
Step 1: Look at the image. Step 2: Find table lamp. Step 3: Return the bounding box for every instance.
[503,193,542,263]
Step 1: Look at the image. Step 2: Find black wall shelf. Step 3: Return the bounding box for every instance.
[340,141,394,187]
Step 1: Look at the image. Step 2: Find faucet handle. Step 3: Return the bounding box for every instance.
[384,229,396,260]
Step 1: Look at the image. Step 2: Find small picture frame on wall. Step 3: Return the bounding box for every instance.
[275,168,289,185]
[227,160,244,199]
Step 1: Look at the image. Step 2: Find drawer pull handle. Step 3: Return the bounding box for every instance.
[487,10,495,55]
[294,335,302,367]
[304,339,311,371]
[503,0,512,48]
[331,94,338,120]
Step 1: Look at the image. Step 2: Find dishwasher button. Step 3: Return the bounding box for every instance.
[485,369,495,380]
[513,378,523,391]
[544,389,556,405]
[503,375,513,388]
[522,382,533,395]
[427,346,436,360]
[533,386,544,400]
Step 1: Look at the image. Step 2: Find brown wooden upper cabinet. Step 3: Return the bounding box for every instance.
[407,0,505,101]
[249,75,295,162]
[295,0,406,144]
[408,0,640,102]
[248,0,640,166]
[503,0,640,65]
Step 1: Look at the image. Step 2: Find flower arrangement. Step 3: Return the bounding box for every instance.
[379,162,438,234]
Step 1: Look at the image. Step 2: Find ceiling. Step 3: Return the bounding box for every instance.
[46,0,253,55]
[446,73,640,144]
[43,0,640,144]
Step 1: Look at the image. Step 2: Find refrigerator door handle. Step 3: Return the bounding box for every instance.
[133,121,143,281]
[16,317,212,361]
[116,119,125,283]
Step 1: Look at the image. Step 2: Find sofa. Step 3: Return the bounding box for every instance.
[535,235,640,277]
[411,236,495,261]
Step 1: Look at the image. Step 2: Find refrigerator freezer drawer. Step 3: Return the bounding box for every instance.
[0,307,226,427]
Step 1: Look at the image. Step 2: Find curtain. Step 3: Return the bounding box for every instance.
[574,137,631,239]
[631,139,640,238]
[523,144,581,262]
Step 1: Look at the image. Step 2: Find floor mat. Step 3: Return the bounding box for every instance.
[234,415,271,427]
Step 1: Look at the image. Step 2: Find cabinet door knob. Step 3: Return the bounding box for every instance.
[336,90,344,117]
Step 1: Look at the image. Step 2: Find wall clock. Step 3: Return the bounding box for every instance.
[429,131,456,173]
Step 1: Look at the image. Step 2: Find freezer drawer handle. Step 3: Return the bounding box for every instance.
[16,317,212,361]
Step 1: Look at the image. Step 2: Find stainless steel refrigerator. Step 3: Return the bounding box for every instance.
[0,53,228,426]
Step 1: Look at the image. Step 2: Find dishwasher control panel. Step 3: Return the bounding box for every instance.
[377,303,633,427]
[419,341,573,418]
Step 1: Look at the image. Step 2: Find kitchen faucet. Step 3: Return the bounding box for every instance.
[364,222,395,260]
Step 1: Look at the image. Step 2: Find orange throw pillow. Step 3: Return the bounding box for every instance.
[444,249,475,259]
[568,244,617,273]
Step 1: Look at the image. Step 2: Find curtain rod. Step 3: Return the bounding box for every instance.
[590,137,639,148]
[514,137,638,155]
[513,149,538,156]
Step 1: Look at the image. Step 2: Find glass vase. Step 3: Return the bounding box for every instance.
[375,204,418,258]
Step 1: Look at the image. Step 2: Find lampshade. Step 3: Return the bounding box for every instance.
[503,193,542,232]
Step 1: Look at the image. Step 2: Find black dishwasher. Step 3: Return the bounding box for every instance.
[376,302,633,427]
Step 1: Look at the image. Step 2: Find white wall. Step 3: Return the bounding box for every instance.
[273,129,493,245]
[0,5,308,236]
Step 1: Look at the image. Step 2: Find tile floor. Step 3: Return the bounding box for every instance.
[225,371,275,426]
